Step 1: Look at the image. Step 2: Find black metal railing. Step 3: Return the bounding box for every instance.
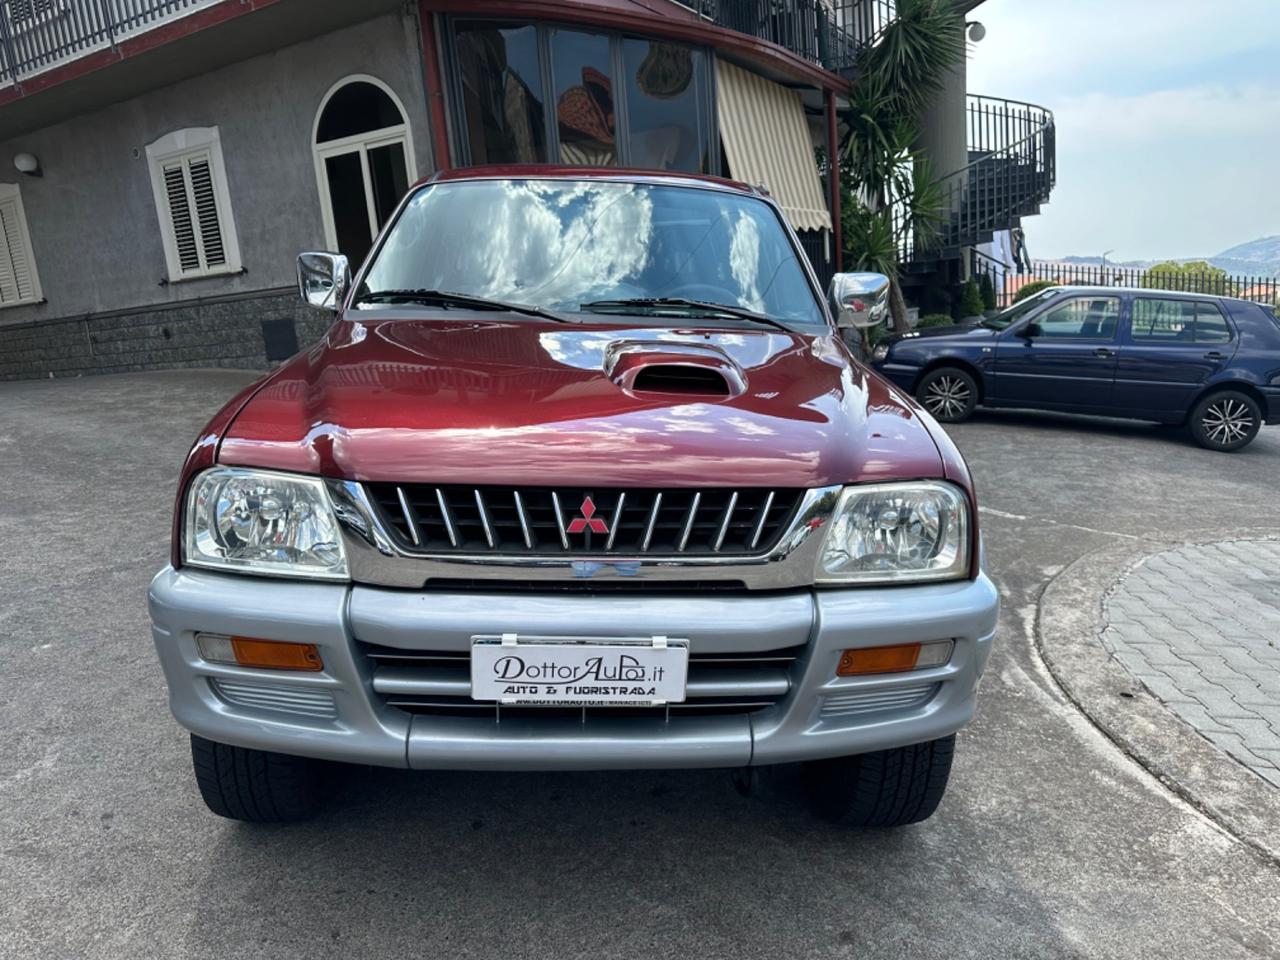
[684,0,895,71]
[0,0,215,85]
[899,93,1055,264]
[969,255,1280,310]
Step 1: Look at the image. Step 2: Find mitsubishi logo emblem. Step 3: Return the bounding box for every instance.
[567,496,609,534]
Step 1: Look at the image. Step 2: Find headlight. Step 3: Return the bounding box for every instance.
[871,342,890,362]
[817,481,969,584]
[184,467,348,580]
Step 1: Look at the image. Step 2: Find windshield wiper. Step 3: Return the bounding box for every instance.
[354,288,570,323]
[579,297,792,333]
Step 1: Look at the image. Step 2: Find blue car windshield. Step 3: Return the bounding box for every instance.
[359,178,826,330]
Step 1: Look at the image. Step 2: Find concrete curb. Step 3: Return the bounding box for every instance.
[1035,532,1280,867]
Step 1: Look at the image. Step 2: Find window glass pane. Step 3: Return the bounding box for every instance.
[1132,298,1194,340]
[368,141,409,229]
[1195,302,1232,343]
[1036,297,1120,339]
[317,82,404,143]
[550,29,617,165]
[454,22,547,164]
[621,39,710,173]
[325,152,372,265]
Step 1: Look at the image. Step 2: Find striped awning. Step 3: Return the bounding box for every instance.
[715,60,832,233]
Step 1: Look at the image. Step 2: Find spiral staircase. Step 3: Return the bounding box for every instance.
[901,94,1056,288]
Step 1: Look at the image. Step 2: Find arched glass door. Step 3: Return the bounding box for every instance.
[313,76,416,266]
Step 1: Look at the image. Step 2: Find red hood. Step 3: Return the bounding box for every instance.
[216,314,945,487]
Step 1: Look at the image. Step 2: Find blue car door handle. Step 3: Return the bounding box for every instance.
[1204,351,1226,361]
[1094,347,1114,358]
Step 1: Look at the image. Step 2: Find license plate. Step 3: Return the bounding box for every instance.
[470,635,689,705]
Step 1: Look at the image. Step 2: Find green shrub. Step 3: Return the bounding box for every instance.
[1011,279,1059,303]
[978,273,997,310]
[916,313,955,329]
[956,279,984,319]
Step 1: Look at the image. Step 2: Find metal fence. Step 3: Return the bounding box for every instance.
[0,0,216,86]
[684,0,895,71]
[970,256,1280,310]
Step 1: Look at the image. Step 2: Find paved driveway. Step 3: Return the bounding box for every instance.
[2,371,1279,960]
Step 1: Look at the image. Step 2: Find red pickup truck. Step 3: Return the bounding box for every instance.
[149,168,998,827]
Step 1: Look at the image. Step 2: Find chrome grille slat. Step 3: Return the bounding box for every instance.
[678,491,702,552]
[474,489,496,549]
[395,487,421,546]
[513,490,533,549]
[367,486,804,557]
[436,487,459,547]
[642,492,663,552]
[750,491,776,549]
[550,491,570,550]
[714,491,738,552]
[605,492,625,551]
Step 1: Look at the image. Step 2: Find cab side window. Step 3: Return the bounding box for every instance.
[1036,296,1121,339]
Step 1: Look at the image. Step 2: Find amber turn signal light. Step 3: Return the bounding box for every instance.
[196,633,324,672]
[836,640,953,677]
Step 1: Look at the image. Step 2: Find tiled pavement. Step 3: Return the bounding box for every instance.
[1101,539,1280,787]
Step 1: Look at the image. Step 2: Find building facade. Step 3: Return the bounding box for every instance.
[0,0,1048,380]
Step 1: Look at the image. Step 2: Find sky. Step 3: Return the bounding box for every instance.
[966,0,1280,262]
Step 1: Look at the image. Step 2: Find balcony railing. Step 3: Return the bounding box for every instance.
[0,0,217,87]
[684,0,895,71]
[899,93,1056,264]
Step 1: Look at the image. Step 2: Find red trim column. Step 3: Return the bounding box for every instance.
[826,89,842,273]
[418,4,453,171]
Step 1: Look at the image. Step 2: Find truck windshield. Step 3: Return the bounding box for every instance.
[359,178,826,330]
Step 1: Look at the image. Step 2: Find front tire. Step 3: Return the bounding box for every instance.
[802,735,956,828]
[1188,390,1261,451]
[190,734,328,822]
[916,367,978,423]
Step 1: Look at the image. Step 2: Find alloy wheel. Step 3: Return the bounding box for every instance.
[924,376,971,419]
[1201,398,1255,446]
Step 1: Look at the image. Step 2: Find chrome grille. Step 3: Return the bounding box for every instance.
[360,642,803,718]
[365,485,804,556]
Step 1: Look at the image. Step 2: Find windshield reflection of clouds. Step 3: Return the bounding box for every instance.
[362,179,824,326]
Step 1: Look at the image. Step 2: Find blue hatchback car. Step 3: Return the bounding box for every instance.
[871,286,1280,451]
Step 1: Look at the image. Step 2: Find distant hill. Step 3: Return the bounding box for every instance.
[1053,237,1280,278]
[1209,236,1280,277]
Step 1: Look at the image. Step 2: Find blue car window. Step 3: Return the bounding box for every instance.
[1037,297,1120,339]
[1132,298,1195,340]
[1194,302,1232,343]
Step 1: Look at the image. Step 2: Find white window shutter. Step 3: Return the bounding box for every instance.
[0,186,41,307]
[163,162,201,274]
[146,127,241,282]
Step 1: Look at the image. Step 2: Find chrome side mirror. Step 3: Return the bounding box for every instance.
[297,251,351,311]
[829,272,890,329]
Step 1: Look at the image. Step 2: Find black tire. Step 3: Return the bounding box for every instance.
[190,734,328,822]
[801,735,955,828]
[1187,390,1262,452]
[916,368,978,423]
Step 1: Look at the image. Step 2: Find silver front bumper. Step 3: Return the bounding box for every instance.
[149,568,998,770]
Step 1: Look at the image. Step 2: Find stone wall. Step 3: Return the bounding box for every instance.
[0,288,331,381]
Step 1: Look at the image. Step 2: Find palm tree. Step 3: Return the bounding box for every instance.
[840,0,966,332]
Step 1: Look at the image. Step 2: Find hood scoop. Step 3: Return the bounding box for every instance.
[604,341,747,398]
